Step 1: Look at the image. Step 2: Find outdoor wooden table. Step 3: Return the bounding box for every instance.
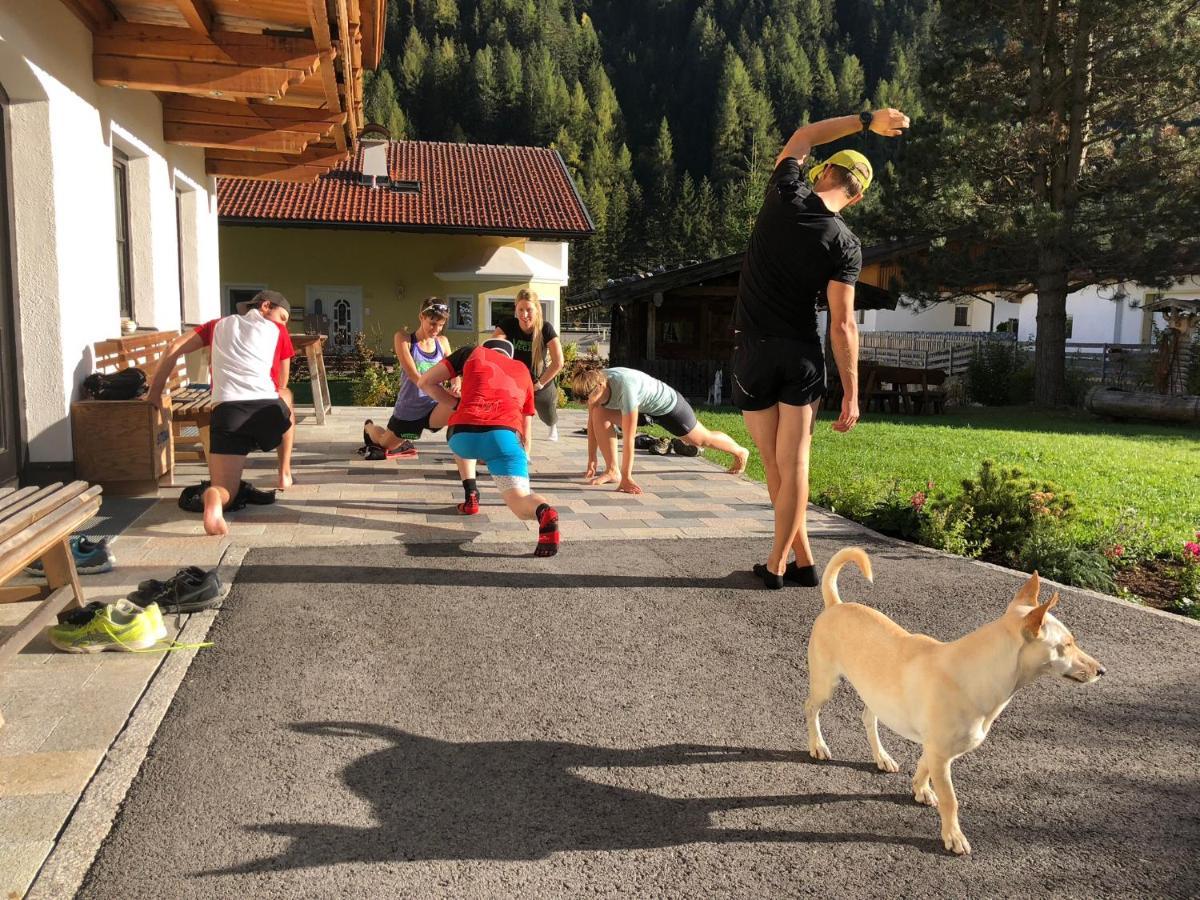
[292,334,331,425]
[869,365,948,415]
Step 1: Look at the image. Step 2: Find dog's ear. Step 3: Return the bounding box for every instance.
[1010,570,1041,610]
[1021,592,1060,639]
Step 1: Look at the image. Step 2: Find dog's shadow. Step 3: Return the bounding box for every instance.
[203,724,942,875]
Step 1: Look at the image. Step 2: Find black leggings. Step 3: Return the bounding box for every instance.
[534,381,559,427]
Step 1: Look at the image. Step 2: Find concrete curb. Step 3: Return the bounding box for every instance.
[25,545,250,900]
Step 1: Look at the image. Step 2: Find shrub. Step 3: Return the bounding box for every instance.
[560,342,608,402]
[929,459,1074,565]
[1096,508,1156,570]
[352,363,400,406]
[917,505,983,558]
[813,479,881,522]
[966,342,1027,406]
[1174,535,1200,611]
[1017,527,1115,592]
[863,481,927,540]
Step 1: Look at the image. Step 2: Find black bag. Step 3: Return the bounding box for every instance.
[82,369,148,401]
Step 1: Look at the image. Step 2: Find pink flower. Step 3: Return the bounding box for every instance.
[1104,545,1125,561]
[910,491,927,510]
[1185,541,1200,559]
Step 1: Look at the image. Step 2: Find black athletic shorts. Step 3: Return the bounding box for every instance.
[648,395,698,437]
[210,398,292,456]
[386,411,443,439]
[731,335,825,411]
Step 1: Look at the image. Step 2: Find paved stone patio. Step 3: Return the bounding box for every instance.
[2,406,850,897]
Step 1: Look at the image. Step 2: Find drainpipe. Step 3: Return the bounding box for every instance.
[974,295,996,332]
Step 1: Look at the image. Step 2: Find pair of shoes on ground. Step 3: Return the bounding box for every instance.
[48,598,166,653]
[636,434,699,458]
[128,566,222,613]
[360,421,417,460]
[178,481,276,515]
[24,535,113,576]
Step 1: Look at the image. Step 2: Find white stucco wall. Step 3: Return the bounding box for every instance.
[1,0,221,464]
[863,295,1022,334]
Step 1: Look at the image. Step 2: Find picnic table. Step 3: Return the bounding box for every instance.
[292,334,331,425]
[825,362,948,415]
[0,481,102,728]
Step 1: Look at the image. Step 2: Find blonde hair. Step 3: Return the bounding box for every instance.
[570,365,608,403]
[515,288,546,379]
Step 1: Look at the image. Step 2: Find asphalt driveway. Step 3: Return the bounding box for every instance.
[78,533,1200,898]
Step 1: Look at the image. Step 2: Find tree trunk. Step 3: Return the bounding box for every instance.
[1034,246,1069,407]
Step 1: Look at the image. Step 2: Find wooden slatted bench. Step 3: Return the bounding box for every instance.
[89,330,215,469]
[0,481,103,728]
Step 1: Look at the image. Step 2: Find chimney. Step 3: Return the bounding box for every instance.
[358,123,390,186]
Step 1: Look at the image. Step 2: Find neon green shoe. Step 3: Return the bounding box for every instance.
[48,599,166,653]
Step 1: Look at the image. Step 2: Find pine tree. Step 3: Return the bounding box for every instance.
[362,67,408,140]
[470,45,498,141]
[835,52,866,112]
[711,47,779,193]
[645,117,680,265]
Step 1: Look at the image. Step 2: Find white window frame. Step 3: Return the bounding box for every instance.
[223,283,268,317]
[486,295,553,331]
[447,295,475,331]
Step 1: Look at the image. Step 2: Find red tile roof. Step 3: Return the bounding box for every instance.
[217,141,595,238]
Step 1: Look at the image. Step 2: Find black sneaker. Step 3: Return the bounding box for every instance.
[670,438,699,457]
[129,568,222,613]
[131,566,209,603]
[647,437,672,455]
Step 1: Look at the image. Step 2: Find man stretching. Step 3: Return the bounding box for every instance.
[419,338,560,557]
[149,290,296,536]
[734,108,909,589]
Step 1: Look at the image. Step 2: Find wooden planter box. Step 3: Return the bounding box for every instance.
[71,399,171,485]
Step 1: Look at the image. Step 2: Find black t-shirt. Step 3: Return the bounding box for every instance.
[496,316,558,377]
[735,157,863,342]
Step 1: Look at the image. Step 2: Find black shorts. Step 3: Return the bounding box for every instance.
[209,399,292,456]
[731,336,825,411]
[647,395,698,437]
[386,411,442,440]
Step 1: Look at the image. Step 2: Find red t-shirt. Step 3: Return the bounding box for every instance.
[443,346,535,434]
[194,310,294,404]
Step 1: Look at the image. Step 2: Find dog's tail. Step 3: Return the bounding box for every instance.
[821,547,874,608]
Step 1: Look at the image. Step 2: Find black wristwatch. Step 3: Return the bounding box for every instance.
[859,110,873,133]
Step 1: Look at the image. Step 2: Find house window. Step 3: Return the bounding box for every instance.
[1065,315,1073,339]
[487,296,552,330]
[953,304,970,327]
[113,151,133,320]
[448,296,475,331]
[224,284,267,316]
[855,308,865,325]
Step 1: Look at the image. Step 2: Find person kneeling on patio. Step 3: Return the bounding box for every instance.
[149,290,296,536]
[418,338,561,557]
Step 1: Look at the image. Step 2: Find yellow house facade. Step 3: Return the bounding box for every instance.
[217,139,595,352]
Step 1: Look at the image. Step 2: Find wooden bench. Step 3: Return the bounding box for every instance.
[92,330,215,465]
[0,482,103,728]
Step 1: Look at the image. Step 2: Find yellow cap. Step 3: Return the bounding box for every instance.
[807,149,873,193]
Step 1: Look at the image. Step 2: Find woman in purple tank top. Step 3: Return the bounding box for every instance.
[363,298,459,459]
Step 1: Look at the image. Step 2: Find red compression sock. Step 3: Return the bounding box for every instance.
[534,504,559,557]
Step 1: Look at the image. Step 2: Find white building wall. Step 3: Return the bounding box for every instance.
[862,296,1022,334]
[1,0,221,465]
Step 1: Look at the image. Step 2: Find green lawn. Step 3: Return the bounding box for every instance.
[662,406,1198,555]
[291,376,355,407]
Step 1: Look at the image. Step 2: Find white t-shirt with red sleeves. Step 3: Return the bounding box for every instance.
[194,310,295,404]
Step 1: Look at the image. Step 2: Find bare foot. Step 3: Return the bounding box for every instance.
[278,471,294,491]
[201,488,229,536]
[590,470,619,486]
[728,447,750,475]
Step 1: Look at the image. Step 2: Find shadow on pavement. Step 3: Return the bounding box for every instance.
[203,723,938,875]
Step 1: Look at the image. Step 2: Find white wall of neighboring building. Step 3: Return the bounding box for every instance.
[1,0,220,464]
[861,296,1022,334]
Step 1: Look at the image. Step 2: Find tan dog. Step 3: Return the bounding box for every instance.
[805,547,1105,854]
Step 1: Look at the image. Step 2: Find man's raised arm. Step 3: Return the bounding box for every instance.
[775,108,911,167]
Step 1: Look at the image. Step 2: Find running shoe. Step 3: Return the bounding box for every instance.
[547,425,559,442]
[670,438,700,457]
[24,535,114,576]
[48,599,166,653]
[386,440,418,459]
[457,492,480,515]
[129,567,222,613]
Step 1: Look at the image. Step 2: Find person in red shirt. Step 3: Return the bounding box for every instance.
[419,339,560,557]
[148,290,296,536]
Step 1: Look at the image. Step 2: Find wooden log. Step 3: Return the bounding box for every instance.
[96,24,319,72]
[1084,386,1200,424]
[166,122,316,152]
[95,55,296,99]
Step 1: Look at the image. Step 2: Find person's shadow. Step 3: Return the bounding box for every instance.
[205,723,938,875]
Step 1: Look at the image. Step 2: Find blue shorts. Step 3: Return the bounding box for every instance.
[448,428,528,478]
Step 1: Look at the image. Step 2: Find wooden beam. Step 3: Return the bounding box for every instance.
[307,0,334,52]
[165,122,315,152]
[205,157,335,181]
[306,0,347,150]
[671,286,740,298]
[172,0,213,35]
[95,55,295,99]
[162,96,344,134]
[205,146,348,166]
[333,0,358,143]
[359,0,384,70]
[96,24,319,73]
[59,0,115,32]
